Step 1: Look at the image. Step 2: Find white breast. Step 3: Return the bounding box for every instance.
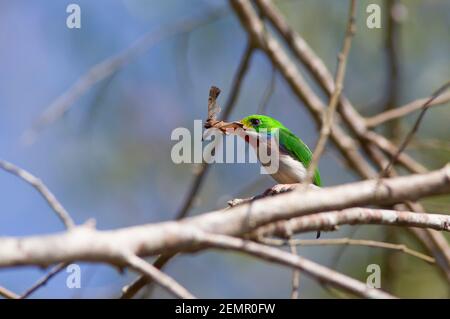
[235,129,308,184]
[267,153,307,184]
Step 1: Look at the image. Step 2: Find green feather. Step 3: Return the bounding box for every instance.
[278,127,321,186]
[241,115,322,186]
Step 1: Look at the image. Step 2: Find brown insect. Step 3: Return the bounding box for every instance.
[204,86,243,135]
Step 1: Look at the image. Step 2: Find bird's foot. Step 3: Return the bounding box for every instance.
[263,183,299,196]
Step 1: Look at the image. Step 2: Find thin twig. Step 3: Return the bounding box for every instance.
[120,252,176,299]
[0,160,75,229]
[366,91,450,128]
[199,233,395,298]
[260,237,435,264]
[408,138,450,153]
[0,160,75,297]
[288,238,300,299]
[20,263,68,299]
[330,226,360,270]
[122,254,195,299]
[380,81,450,177]
[257,63,276,114]
[305,0,356,184]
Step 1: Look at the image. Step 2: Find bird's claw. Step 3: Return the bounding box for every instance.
[263,184,298,196]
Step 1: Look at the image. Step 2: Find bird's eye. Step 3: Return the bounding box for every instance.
[250,118,260,126]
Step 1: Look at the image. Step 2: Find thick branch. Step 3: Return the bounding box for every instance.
[1,166,450,268]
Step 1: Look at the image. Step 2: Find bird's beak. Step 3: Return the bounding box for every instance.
[219,120,245,132]
[234,120,247,131]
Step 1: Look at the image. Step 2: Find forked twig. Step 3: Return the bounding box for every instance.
[380,81,450,177]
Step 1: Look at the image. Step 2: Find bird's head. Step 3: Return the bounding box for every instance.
[239,115,285,133]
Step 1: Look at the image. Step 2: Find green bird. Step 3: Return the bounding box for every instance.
[237,114,322,237]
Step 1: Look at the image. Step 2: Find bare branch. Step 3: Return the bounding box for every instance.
[176,43,255,220]
[367,91,450,128]
[120,252,176,299]
[1,166,450,269]
[122,254,195,299]
[135,44,256,300]
[380,81,450,177]
[257,63,276,114]
[305,0,356,184]
[197,233,395,299]
[381,0,403,138]
[0,160,75,229]
[288,238,300,299]
[20,263,68,299]
[260,237,435,264]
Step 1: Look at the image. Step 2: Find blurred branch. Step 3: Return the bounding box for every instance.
[381,0,403,138]
[380,81,450,177]
[329,226,360,270]
[306,0,356,184]
[22,8,227,144]
[0,160,75,298]
[122,254,195,299]
[123,47,256,298]
[287,236,300,299]
[0,286,19,299]
[260,237,435,264]
[257,63,276,114]
[0,160,75,229]
[197,233,394,298]
[176,43,255,220]
[120,252,176,299]
[231,0,377,179]
[19,263,68,299]
[366,91,450,128]
[408,138,450,153]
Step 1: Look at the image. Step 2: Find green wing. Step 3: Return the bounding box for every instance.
[278,127,322,186]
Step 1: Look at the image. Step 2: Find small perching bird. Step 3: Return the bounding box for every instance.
[236,115,322,238]
[237,114,321,189]
[202,88,322,237]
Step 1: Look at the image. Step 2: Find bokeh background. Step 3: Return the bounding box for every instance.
[0,0,449,298]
